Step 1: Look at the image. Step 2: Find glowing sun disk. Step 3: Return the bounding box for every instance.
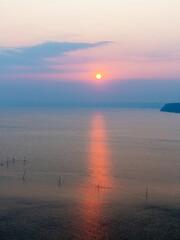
[96,73,102,80]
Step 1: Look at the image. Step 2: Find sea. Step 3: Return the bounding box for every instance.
[0,108,180,240]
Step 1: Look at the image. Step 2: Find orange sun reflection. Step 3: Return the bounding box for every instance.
[88,113,111,189]
[76,113,114,240]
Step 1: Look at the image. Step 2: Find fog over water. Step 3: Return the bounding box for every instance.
[0,80,180,107]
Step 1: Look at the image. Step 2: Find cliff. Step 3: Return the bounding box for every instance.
[160,103,180,113]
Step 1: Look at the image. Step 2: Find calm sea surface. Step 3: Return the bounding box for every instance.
[0,108,180,240]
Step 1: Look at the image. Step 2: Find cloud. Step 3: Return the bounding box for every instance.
[0,41,110,72]
[129,51,180,62]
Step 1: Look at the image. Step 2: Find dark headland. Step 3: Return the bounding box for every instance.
[160,103,180,113]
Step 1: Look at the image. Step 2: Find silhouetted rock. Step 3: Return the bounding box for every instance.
[160,103,180,113]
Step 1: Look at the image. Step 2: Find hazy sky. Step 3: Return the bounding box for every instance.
[0,0,180,105]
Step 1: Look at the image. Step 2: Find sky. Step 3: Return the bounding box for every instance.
[0,0,180,106]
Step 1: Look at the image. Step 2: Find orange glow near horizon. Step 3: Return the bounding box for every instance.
[76,113,114,239]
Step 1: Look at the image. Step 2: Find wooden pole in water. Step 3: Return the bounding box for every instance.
[58,175,61,185]
[23,169,26,181]
[146,187,148,199]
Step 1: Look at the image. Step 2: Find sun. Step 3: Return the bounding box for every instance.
[96,73,102,80]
